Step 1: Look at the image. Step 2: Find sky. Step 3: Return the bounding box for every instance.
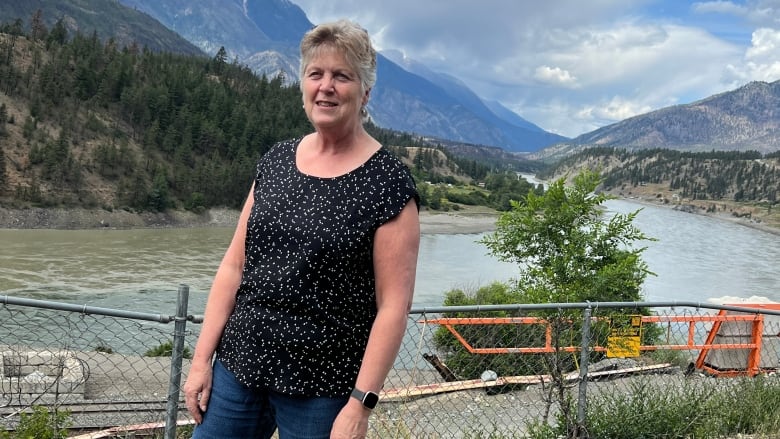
[291,0,780,138]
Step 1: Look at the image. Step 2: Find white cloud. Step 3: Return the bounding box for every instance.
[576,96,655,124]
[746,27,780,58]
[694,0,780,26]
[489,23,743,135]
[533,66,579,87]
[693,1,748,16]
[726,27,780,81]
[292,0,778,138]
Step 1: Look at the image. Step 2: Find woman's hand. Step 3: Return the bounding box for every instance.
[330,400,370,438]
[183,361,214,424]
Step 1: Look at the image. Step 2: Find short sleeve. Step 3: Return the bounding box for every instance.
[377,151,420,226]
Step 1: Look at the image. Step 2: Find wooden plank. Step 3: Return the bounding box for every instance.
[69,420,194,439]
[381,363,673,401]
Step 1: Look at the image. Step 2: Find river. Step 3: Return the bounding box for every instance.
[0,224,517,312]
[605,199,780,304]
[1,199,779,316]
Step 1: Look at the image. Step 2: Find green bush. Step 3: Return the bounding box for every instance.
[0,406,72,439]
[432,282,569,379]
[144,340,192,359]
[94,343,114,354]
[185,192,206,213]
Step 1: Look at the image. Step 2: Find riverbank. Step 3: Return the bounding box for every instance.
[604,185,780,237]
[0,206,500,235]
[1,196,778,236]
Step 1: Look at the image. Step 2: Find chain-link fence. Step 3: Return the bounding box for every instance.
[2,291,780,438]
[1,286,198,439]
[389,302,780,438]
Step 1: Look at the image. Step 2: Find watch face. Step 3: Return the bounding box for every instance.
[363,391,379,409]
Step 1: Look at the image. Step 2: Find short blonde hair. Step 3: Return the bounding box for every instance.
[299,19,377,95]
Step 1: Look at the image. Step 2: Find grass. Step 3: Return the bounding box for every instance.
[526,374,780,439]
[7,375,780,438]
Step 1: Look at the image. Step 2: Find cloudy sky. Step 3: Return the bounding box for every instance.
[291,0,780,138]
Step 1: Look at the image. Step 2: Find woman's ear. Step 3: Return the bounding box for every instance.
[363,88,371,106]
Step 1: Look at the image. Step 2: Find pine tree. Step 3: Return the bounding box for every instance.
[30,9,48,42]
[0,103,7,136]
[0,145,6,191]
[212,46,228,74]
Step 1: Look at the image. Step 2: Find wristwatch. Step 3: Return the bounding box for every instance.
[350,387,379,409]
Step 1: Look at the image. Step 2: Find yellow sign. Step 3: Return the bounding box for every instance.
[607,315,642,358]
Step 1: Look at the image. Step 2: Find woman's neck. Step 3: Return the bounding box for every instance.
[297,129,381,178]
[311,126,369,154]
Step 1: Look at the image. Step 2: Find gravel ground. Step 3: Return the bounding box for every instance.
[0,206,498,235]
[0,206,239,230]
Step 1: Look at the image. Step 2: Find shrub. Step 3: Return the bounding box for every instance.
[144,340,192,359]
[0,406,72,439]
[432,282,562,379]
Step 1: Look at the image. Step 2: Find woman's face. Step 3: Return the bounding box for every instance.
[302,48,367,132]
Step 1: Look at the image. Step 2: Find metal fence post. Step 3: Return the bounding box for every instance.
[576,306,592,438]
[165,284,190,439]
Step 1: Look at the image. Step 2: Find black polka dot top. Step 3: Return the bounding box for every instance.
[217,137,418,397]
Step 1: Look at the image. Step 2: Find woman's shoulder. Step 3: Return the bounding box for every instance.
[373,147,413,174]
[261,137,303,160]
[272,136,304,151]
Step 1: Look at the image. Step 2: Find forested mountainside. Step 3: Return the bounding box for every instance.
[541,147,780,205]
[0,26,528,212]
[116,0,568,153]
[0,0,203,56]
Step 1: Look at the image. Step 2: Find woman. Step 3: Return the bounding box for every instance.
[183,19,420,439]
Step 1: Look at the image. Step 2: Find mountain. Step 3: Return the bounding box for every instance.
[537,80,780,160]
[0,0,203,56]
[1,26,529,214]
[114,0,566,152]
[116,0,310,81]
[380,49,568,152]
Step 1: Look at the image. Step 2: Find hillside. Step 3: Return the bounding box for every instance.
[0,29,516,214]
[541,147,780,229]
[0,30,308,211]
[534,80,780,162]
[0,0,203,56]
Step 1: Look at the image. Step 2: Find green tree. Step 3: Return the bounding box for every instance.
[212,46,228,74]
[473,170,656,433]
[481,169,654,304]
[46,19,68,47]
[434,170,657,378]
[0,103,7,136]
[29,9,48,42]
[0,146,6,190]
[147,167,171,211]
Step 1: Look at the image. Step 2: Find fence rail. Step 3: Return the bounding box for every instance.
[2,290,780,438]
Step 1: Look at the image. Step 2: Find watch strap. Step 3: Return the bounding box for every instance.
[350,387,379,409]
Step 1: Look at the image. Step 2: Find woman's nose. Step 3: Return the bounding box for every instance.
[319,75,335,92]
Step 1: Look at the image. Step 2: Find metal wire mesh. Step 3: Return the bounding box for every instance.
[379,305,780,438]
[2,298,780,438]
[0,304,195,434]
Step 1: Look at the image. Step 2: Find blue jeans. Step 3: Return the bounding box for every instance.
[191,360,349,439]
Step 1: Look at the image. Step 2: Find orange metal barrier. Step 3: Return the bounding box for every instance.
[695,303,780,377]
[424,305,780,377]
